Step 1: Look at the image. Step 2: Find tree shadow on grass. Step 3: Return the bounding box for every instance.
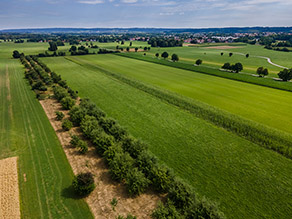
[61,185,83,200]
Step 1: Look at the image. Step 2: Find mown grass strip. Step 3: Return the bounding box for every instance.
[116,53,292,92]
[66,56,292,159]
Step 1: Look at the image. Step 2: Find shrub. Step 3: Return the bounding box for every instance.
[72,172,95,196]
[108,152,134,182]
[92,132,114,155]
[61,96,76,110]
[53,86,69,101]
[55,111,64,121]
[62,119,73,131]
[150,164,174,193]
[69,106,87,126]
[80,115,100,138]
[195,59,202,65]
[122,136,146,158]
[152,200,183,219]
[104,144,124,163]
[80,98,105,120]
[125,168,150,196]
[77,140,88,154]
[136,151,158,177]
[70,135,80,147]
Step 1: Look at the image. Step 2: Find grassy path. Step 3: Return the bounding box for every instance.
[0,58,93,218]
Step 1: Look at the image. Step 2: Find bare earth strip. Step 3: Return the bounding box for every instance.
[0,157,20,219]
[40,98,161,218]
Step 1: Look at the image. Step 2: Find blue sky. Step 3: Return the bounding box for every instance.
[1,0,292,29]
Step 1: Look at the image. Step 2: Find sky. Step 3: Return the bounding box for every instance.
[0,0,292,29]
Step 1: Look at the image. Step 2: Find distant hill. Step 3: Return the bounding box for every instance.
[1,27,292,34]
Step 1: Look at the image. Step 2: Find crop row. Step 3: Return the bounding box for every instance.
[20,55,225,218]
[117,53,292,92]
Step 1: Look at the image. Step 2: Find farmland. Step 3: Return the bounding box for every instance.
[0,48,93,218]
[43,55,292,219]
[61,54,292,136]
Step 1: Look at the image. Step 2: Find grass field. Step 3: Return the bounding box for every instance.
[0,51,92,217]
[43,56,292,219]
[64,54,292,136]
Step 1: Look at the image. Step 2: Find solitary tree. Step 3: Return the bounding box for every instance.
[126,47,130,52]
[257,67,269,77]
[278,68,292,81]
[229,52,233,57]
[129,42,133,47]
[221,52,224,56]
[48,42,58,51]
[155,53,159,58]
[246,54,249,58]
[161,52,169,59]
[195,59,202,65]
[171,54,179,62]
[135,47,138,52]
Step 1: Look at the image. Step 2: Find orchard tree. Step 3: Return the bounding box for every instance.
[171,54,179,62]
[278,68,292,81]
[161,52,169,59]
[195,59,202,65]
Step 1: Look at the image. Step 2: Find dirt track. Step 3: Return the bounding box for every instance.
[0,157,20,219]
[40,98,161,218]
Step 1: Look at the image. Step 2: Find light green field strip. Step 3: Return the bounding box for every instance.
[0,58,93,219]
[43,56,292,219]
[69,54,292,136]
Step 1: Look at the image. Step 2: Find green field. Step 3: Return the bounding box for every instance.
[43,55,292,219]
[63,54,292,136]
[0,46,92,218]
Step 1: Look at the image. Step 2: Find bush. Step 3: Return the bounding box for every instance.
[108,152,134,182]
[77,140,88,154]
[195,59,202,65]
[61,96,76,110]
[70,135,80,147]
[53,86,69,101]
[80,115,100,138]
[125,168,150,196]
[72,172,95,196]
[150,164,174,193]
[152,200,183,219]
[55,111,64,121]
[62,119,73,131]
[122,136,146,158]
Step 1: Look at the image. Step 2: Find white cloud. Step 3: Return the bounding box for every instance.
[78,0,104,4]
[121,0,138,3]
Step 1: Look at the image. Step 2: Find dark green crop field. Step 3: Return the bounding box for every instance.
[43,56,292,219]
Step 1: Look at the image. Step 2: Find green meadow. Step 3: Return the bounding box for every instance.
[43,55,292,219]
[0,44,92,218]
[65,54,292,136]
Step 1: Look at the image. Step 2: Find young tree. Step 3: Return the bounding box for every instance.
[161,52,169,59]
[221,52,224,56]
[72,172,95,196]
[155,53,159,58]
[278,68,292,81]
[171,54,179,62]
[62,119,73,131]
[55,111,64,121]
[195,59,202,65]
[257,67,269,77]
[229,52,233,57]
[246,54,249,58]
